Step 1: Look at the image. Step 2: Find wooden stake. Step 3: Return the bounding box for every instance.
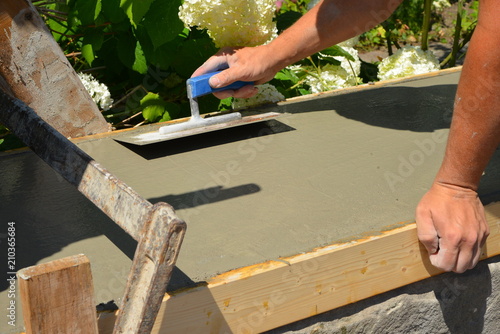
[18,254,98,334]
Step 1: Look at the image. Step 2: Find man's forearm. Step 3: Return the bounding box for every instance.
[435,0,500,190]
[265,0,403,72]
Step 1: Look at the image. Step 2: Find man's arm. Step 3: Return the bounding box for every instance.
[416,0,500,273]
[192,0,403,98]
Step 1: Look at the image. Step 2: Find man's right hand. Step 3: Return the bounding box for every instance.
[191,45,279,99]
[415,182,490,273]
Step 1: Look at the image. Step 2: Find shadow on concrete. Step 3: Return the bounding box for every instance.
[116,119,296,160]
[281,84,456,132]
[0,152,199,295]
[0,152,137,292]
[150,184,261,211]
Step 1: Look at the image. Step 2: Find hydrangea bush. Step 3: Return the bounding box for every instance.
[300,45,362,93]
[179,0,278,47]
[377,46,440,81]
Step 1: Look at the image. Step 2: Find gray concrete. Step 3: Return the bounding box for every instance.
[1,69,499,333]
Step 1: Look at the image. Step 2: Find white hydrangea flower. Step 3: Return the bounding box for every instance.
[304,64,360,93]
[179,0,278,47]
[303,46,362,93]
[78,73,113,111]
[377,46,440,81]
[329,46,361,78]
[432,0,451,11]
[232,83,284,109]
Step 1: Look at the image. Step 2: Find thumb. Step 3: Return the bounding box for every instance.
[209,68,238,89]
[415,206,439,255]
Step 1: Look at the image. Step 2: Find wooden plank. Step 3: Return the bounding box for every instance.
[96,201,500,334]
[0,0,109,138]
[18,254,98,334]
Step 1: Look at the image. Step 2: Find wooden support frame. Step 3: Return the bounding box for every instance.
[97,201,500,333]
[18,255,98,334]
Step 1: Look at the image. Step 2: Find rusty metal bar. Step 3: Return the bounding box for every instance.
[0,90,187,332]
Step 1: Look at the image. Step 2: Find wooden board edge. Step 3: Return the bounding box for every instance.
[281,66,462,105]
[18,254,98,334]
[97,200,500,334]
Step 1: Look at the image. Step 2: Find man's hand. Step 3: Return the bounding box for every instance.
[192,46,279,99]
[415,182,490,273]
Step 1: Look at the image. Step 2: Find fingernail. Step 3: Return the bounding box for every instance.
[209,76,222,88]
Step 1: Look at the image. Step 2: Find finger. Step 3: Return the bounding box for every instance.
[213,85,258,100]
[429,240,458,272]
[232,85,258,99]
[213,90,235,100]
[192,57,229,78]
[458,207,488,272]
[415,206,439,254]
[209,69,234,89]
[454,246,474,274]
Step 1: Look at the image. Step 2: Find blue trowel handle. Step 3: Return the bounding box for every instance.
[187,71,254,98]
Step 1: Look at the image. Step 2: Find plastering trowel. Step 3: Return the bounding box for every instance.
[114,71,281,145]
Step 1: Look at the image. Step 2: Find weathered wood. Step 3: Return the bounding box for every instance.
[0,0,109,138]
[0,90,187,334]
[96,201,500,334]
[17,254,98,334]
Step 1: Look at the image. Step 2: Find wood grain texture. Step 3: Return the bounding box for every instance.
[0,0,109,137]
[96,201,500,334]
[18,254,98,334]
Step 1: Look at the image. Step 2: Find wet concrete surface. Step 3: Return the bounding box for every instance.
[1,69,500,333]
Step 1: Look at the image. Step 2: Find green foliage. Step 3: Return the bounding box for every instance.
[359,0,424,49]
[33,0,211,129]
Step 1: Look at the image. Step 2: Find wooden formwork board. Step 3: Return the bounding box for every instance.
[96,201,500,333]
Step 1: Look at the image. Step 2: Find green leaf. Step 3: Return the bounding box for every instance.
[321,57,342,66]
[120,0,155,27]
[132,41,148,74]
[74,0,102,26]
[134,24,182,70]
[160,102,181,122]
[276,11,302,33]
[143,104,165,122]
[274,69,298,82]
[171,38,217,78]
[218,97,233,111]
[140,92,166,122]
[321,45,355,61]
[81,43,95,65]
[143,0,183,49]
[102,0,127,23]
[117,33,136,68]
[159,112,171,122]
[117,35,148,74]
